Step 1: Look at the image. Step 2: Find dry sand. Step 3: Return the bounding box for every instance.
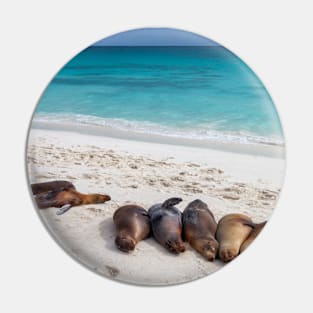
[26,128,285,285]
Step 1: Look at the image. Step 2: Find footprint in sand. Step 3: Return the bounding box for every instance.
[183,184,203,193]
[187,163,201,168]
[161,181,171,187]
[201,168,224,174]
[129,164,138,169]
[258,190,277,200]
[146,178,156,185]
[171,176,185,182]
[221,194,240,200]
[105,266,120,277]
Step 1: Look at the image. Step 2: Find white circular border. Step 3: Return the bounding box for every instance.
[1,1,312,312]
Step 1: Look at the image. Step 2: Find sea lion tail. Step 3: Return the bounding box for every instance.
[162,197,183,209]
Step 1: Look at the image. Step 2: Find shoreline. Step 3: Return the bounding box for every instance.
[31,120,285,159]
[28,128,285,188]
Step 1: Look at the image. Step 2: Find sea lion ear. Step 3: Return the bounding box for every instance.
[162,197,183,209]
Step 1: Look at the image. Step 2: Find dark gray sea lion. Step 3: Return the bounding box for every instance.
[148,197,185,254]
[239,221,267,253]
[113,205,151,252]
[183,199,218,261]
[31,180,75,195]
[35,189,111,215]
[216,213,254,262]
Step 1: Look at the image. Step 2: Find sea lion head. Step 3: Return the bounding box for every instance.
[219,246,237,262]
[165,237,185,254]
[93,194,111,203]
[197,238,219,261]
[115,235,136,252]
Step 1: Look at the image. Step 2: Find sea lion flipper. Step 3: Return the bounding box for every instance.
[56,204,72,215]
[161,197,182,209]
[242,221,255,229]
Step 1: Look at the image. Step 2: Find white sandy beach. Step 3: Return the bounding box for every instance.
[27,127,285,285]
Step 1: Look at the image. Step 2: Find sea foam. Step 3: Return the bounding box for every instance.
[33,113,284,147]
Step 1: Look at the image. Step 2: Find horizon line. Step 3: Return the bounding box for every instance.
[90,45,221,47]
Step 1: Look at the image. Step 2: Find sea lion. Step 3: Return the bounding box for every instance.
[113,205,150,252]
[148,197,185,254]
[31,180,75,195]
[182,199,219,261]
[239,221,267,253]
[35,188,111,215]
[216,213,254,262]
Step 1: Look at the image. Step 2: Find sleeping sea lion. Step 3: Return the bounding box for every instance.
[148,197,185,254]
[31,180,75,195]
[35,188,111,215]
[183,199,219,261]
[216,213,254,262]
[239,221,267,253]
[113,205,150,252]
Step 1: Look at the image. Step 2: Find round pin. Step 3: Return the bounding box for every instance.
[26,28,285,286]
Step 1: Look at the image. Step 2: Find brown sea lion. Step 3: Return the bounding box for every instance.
[239,221,267,253]
[148,197,185,254]
[113,205,150,252]
[183,199,219,261]
[216,213,254,262]
[35,188,111,215]
[31,180,75,195]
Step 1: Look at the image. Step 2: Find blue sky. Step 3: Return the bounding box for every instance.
[93,28,219,46]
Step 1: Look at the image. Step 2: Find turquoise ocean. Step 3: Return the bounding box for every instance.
[33,46,284,146]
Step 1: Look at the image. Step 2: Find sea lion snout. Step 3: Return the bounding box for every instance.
[165,238,185,254]
[95,194,111,203]
[219,247,237,262]
[202,239,219,261]
[206,253,215,262]
[115,236,136,252]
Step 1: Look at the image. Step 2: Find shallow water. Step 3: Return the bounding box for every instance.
[35,46,284,145]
